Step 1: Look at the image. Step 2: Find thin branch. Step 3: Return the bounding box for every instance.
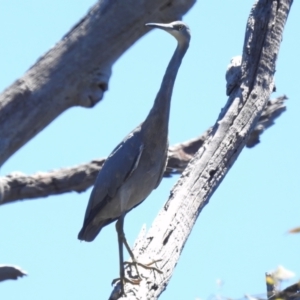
[0,95,286,205]
[0,160,104,205]
[246,95,287,148]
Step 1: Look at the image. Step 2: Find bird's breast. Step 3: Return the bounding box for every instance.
[119,147,167,211]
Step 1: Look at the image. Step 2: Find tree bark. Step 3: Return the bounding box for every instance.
[0,95,286,205]
[0,0,195,167]
[107,0,293,299]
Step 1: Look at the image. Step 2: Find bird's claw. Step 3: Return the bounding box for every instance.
[111,276,141,286]
[111,276,141,297]
[124,259,163,275]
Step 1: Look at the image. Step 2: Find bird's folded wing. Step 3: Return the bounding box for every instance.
[83,128,144,220]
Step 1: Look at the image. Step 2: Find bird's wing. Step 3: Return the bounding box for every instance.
[83,127,144,223]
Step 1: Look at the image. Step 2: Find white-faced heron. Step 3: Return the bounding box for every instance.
[78,20,191,295]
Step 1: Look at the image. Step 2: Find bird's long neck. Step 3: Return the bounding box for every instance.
[142,41,189,137]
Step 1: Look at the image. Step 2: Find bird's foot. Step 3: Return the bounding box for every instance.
[124,259,163,278]
[111,260,163,296]
[111,276,141,297]
[111,276,141,286]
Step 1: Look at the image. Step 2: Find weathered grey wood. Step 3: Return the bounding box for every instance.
[0,95,285,205]
[0,0,195,167]
[107,0,293,298]
[0,91,281,206]
[246,95,287,147]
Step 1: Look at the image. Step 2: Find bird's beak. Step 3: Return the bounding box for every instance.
[145,23,173,31]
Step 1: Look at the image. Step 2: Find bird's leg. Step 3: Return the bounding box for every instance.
[112,216,141,296]
[118,222,163,278]
[122,238,163,276]
[122,236,141,277]
[112,215,162,295]
[116,217,126,295]
[120,226,163,278]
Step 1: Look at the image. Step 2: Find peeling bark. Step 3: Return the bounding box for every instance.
[246,95,287,147]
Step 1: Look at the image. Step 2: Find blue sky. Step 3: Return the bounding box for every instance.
[0,1,299,299]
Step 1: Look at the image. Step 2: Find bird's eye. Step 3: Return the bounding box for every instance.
[178,25,183,31]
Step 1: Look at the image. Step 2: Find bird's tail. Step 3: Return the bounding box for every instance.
[78,224,102,242]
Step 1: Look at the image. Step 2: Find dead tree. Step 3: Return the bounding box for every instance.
[0,0,293,298]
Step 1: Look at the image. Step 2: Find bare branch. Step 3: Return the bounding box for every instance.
[0,0,195,167]
[107,0,293,298]
[0,95,286,205]
[0,265,27,282]
[246,95,287,147]
[0,160,104,205]
[166,95,287,173]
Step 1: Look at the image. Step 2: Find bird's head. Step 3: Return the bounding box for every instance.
[145,21,190,45]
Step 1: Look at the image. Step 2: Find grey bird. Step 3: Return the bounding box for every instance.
[78,20,191,295]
